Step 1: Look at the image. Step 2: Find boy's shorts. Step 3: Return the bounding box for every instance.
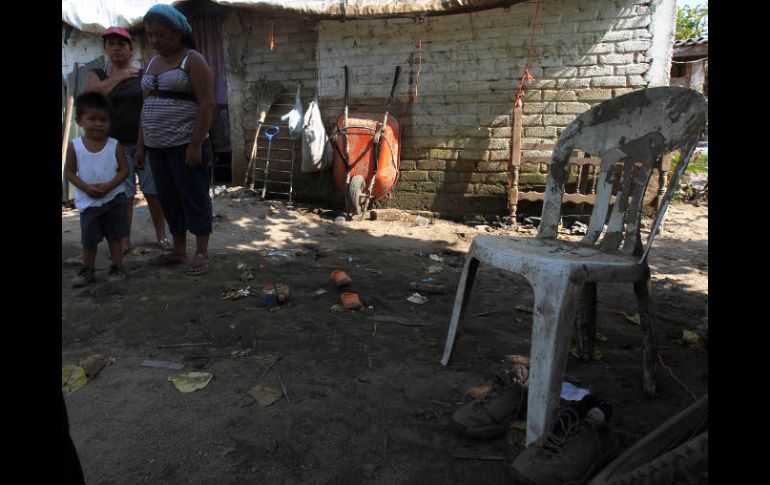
[80,193,129,247]
[122,144,158,198]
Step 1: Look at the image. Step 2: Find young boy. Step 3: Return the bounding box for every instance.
[65,92,130,287]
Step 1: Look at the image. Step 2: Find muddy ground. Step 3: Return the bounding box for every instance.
[62,194,708,485]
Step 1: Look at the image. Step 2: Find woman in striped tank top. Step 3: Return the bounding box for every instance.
[137,4,216,276]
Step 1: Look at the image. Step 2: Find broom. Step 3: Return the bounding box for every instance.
[242,79,284,199]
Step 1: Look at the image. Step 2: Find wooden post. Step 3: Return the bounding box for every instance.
[509,98,523,221]
[61,66,79,202]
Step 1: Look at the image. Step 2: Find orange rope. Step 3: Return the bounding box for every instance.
[269,21,275,50]
[415,39,423,100]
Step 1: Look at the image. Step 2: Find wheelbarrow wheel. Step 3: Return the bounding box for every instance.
[347,175,366,215]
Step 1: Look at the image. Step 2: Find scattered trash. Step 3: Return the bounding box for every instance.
[561,381,590,401]
[429,254,444,263]
[237,263,246,270]
[506,419,528,447]
[466,383,493,398]
[62,365,88,396]
[334,216,347,225]
[415,215,431,226]
[523,216,541,227]
[422,277,435,283]
[136,208,146,214]
[569,221,588,235]
[240,265,254,281]
[569,347,604,361]
[260,248,292,259]
[456,232,466,239]
[331,304,345,312]
[64,256,81,266]
[142,360,184,370]
[262,284,290,308]
[312,288,328,297]
[331,270,352,287]
[620,312,641,325]
[131,247,150,256]
[249,384,282,407]
[168,372,213,393]
[370,315,429,327]
[674,329,705,350]
[222,284,252,300]
[515,304,534,314]
[78,354,115,379]
[407,293,429,304]
[425,265,443,275]
[596,332,608,342]
[341,292,363,310]
[348,256,353,263]
[230,349,251,357]
[409,282,446,294]
[475,225,490,231]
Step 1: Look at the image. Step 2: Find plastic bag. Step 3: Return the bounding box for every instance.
[301,100,332,173]
[280,86,303,140]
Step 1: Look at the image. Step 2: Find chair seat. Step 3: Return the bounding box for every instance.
[472,235,646,282]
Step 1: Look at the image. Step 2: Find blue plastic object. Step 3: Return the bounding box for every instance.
[263,125,280,142]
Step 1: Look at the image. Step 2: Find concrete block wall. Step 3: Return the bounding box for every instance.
[221,0,663,219]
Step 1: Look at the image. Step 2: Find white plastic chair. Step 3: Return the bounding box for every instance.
[440,87,707,445]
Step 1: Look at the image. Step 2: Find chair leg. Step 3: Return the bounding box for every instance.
[440,252,480,366]
[634,266,658,397]
[575,282,597,362]
[525,272,584,445]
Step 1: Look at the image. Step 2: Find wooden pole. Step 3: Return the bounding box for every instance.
[61,66,79,201]
[509,98,524,221]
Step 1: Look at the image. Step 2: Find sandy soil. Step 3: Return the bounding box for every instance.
[62,194,707,484]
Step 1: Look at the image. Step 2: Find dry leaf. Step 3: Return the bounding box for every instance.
[62,365,88,395]
[620,312,641,325]
[503,354,531,366]
[249,384,282,407]
[425,265,444,275]
[466,383,494,398]
[168,372,213,393]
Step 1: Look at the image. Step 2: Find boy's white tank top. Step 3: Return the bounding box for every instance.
[72,137,124,211]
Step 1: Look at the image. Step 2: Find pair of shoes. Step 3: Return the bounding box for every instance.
[451,369,528,439]
[510,397,619,485]
[71,267,95,288]
[107,265,127,282]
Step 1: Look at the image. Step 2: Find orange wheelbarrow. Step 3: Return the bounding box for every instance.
[329,66,401,217]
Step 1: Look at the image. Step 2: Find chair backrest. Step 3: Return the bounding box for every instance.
[537,87,706,262]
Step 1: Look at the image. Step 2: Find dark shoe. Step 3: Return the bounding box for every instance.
[510,398,619,485]
[72,267,95,288]
[451,381,528,439]
[107,265,127,282]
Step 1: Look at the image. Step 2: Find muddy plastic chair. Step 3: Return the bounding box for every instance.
[440,87,706,446]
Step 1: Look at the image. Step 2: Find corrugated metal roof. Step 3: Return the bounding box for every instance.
[674,36,708,48]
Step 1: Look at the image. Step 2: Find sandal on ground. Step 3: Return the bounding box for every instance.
[186,258,210,276]
[158,238,173,251]
[148,253,186,266]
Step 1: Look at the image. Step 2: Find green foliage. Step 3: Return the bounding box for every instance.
[676,6,708,40]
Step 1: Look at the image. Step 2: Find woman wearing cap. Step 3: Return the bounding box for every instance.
[138,4,215,276]
[84,26,171,253]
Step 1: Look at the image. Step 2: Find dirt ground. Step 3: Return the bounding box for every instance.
[62,194,708,485]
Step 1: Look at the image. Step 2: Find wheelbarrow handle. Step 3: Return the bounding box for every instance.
[263,125,280,141]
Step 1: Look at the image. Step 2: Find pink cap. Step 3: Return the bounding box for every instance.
[102,27,132,42]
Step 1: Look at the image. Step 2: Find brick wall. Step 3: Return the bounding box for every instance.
[221,0,664,219]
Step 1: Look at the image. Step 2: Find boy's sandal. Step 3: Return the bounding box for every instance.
[148,253,186,266]
[158,238,173,251]
[186,259,210,276]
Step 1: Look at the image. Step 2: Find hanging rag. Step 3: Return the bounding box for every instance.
[301,100,332,173]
